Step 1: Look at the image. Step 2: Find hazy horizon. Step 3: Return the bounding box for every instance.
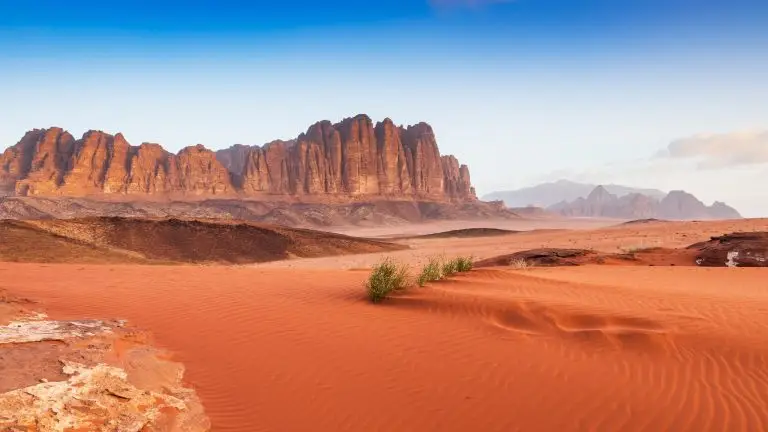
[2,0,767,216]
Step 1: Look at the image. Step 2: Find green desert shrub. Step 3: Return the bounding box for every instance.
[366,258,411,303]
[441,258,459,277]
[455,256,474,272]
[417,256,443,286]
[417,255,474,286]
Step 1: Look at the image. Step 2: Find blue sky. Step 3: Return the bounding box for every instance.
[2,0,768,215]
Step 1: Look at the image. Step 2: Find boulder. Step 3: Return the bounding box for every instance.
[689,232,768,267]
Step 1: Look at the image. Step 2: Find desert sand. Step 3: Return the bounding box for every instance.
[2,218,768,431]
[264,217,768,269]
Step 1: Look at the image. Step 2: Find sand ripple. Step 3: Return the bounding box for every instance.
[1,263,766,431]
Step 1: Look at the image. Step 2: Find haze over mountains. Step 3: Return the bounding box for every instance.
[549,186,741,220]
[485,180,741,220]
[484,180,666,208]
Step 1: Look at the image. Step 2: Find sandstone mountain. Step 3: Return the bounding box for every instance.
[548,186,741,220]
[0,115,475,202]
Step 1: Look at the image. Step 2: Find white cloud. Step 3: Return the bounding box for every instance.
[532,131,768,217]
[658,130,768,169]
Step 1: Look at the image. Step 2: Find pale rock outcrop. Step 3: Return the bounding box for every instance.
[0,361,208,432]
[0,309,210,431]
[0,318,121,344]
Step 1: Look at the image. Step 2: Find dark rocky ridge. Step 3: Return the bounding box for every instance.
[689,232,768,267]
[0,217,406,264]
[0,196,518,228]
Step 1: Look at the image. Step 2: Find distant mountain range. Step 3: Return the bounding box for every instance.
[484,180,741,220]
[483,180,666,208]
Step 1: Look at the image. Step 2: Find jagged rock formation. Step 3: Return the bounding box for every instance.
[217,116,475,199]
[548,186,741,220]
[1,115,475,201]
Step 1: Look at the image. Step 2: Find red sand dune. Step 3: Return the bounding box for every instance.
[3,262,767,431]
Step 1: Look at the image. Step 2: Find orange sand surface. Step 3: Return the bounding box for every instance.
[264,218,768,269]
[3,260,768,431]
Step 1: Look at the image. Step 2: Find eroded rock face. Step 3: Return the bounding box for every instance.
[401,122,444,198]
[230,115,474,199]
[375,118,411,195]
[215,144,252,179]
[126,142,172,195]
[2,115,476,201]
[441,155,474,200]
[1,129,236,198]
[171,145,233,196]
[1,128,77,196]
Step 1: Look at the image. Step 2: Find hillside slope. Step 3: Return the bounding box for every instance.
[0,217,404,264]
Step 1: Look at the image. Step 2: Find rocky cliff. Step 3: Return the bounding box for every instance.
[1,115,475,201]
[217,115,475,200]
[548,186,741,220]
